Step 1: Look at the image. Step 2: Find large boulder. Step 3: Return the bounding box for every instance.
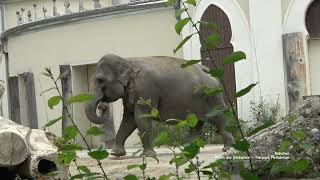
[224,97,320,178]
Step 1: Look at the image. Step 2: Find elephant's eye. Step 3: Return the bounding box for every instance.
[96,78,104,84]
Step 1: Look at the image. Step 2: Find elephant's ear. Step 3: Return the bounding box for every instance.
[118,60,140,87]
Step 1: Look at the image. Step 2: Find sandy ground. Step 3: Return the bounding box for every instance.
[70,145,225,179]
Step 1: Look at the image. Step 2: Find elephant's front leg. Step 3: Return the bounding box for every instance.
[134,105,156,157]
[111,110,137,157]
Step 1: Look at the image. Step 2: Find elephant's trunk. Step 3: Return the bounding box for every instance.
[85,97,107,124]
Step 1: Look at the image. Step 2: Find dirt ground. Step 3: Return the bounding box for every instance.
[70,145,225,179]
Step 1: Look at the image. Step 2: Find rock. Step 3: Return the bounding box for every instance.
[0,116,68,179]
[224,97,320,179]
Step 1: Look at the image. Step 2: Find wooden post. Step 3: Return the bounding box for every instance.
[20,72,38,129]
[282,32,307,112]
[8,76,21,124]
[60,65,72,129]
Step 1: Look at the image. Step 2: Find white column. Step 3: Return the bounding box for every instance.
[0,54,9,118]
[249,0,287,113]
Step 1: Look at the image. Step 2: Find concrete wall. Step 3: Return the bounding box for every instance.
[3,7,182,147]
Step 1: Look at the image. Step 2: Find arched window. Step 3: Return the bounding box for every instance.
[306,0,320,38]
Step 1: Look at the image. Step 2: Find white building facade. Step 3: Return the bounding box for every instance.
[0,0,319,147]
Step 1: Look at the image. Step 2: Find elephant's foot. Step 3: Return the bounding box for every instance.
[222,145,232,152]
[143,149,157,157]
[110,145,126,157]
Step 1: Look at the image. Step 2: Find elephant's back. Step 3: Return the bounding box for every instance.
[128,56,220,88]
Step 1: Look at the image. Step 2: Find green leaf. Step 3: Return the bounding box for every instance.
[292,130,306,141]
[194,138,206,147]
[63,126,78,141]
[279,140,291,152]
[40,87,57,95]
[290,158,310,173]
[287,115,298,125]
[185,0,196,6]
[48,96,61,109]
[132,149,143,157]
[86,127,105,136]
[181,60,201,68]
[174,34,193,54]
[170,154,189,166]
[300,143,315,150]
[78,166,91,173]
[235,83,258,98]
[270,163,290,175]
[240,170,259,180]
[204,34,220,50]
[246,121,275,136]
[203,87,224,97]
[158,173,175,180]
[176,120,188,129]
[151,108,159,118]
[198,21,219,32]
[175,18,190,35]
[59,144,83,151]
[43,116,62,128]
[166,0,174,6]
[124,174,139,180]
[185,164,196,173]
[206,107,225,118]
[206,68,224,78]
[183,143,199,159]
[88,149,109,160]
[224,51,246,64]
[186,113,198,128]
[232,139,250,152]
[218,171,231,180]
[140,163,146,170]
[148,156,160,164]
[127,164,140,170]
[68,93,95,104]
[58,150,76,165]
[153,131,169,147]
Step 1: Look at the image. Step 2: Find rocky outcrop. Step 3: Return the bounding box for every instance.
[224,97,320,178]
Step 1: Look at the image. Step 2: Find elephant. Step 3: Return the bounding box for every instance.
[85,54,235,157]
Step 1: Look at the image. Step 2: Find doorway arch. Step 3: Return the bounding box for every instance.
[199,5,236,105]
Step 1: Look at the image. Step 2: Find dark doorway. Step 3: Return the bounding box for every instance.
[200,5,237,106]
[306,0,320,38]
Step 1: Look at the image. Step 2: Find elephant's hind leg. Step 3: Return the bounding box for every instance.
[209,113,235,152]
[111,111,137,157]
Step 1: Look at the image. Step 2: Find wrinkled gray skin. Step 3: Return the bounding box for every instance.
[85,54,234,157]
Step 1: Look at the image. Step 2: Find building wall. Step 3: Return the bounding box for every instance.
[4,7,182,147]
[3,0,112,29]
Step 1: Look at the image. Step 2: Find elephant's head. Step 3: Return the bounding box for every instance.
[85,54,138,124]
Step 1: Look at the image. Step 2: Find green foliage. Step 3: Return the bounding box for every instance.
[68,93,95,104]
[88,147,109,160]
[186,113,198,128]
[185,0,196,6]
[292,130,306,141]
[58,150,76,165]
[173,34,193,54]
[86,126,105,136]
[48,96,61,109]
[63,126,78,141]
[43,116,63,128]
[204,34,220,50]
[124,174,139,180]
[246,97,280,136]
[223,51,246,64]
[232,139,250,152]
[180,60,201,68]
[175,18,190,35]
[153,131,169,147]
[235,83,258,98]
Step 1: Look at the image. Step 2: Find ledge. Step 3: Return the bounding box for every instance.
[1,0,169,43]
